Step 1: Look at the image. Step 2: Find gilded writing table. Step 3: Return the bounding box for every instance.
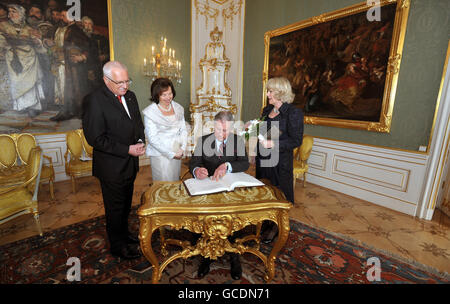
[138,180,292,284]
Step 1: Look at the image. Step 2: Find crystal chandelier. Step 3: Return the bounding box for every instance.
[143,36,182,84]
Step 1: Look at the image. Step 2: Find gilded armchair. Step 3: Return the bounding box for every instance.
[64,129,93,193]
[0,134,55,200]
[293,135,314,188]
[0,146,43,236]
[0,134,25,186]
[15,133,55,199]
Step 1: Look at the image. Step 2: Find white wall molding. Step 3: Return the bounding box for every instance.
[35,133,69,182]
[307,138,429,217]
[417,43,450,220]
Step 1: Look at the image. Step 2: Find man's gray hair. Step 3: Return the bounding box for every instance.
[103,61,128,78]
[214,111,234,122]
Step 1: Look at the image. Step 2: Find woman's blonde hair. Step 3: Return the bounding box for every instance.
[267,77,295,104]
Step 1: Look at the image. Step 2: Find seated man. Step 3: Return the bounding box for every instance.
[189,110,249,280]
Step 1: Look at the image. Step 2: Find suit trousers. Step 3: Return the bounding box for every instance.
[99,175,136,253]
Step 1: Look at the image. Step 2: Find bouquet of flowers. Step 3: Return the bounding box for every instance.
[239,116,266,141]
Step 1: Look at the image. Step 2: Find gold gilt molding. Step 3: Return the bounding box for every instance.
[194,0,243,30]
[194,0,220,28]
[222,0,243,30]
[190,97,237,115]
[262,0,411,133]
[211,0,230,4]
[387,54,402,76]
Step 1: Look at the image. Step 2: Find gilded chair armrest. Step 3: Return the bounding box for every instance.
[43,154,53,164]
[43,155,54,168]
[64,149,70,173]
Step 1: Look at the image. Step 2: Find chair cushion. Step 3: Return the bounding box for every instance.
[68,159,92,174]
[0,188,34,220]
[40,165,55,181]
[0,166,27,186]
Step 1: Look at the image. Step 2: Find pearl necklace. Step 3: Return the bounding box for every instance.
[158,102,172,112]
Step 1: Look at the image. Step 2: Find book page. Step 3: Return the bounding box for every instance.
[183,178,228,196]
[221,172,265,190]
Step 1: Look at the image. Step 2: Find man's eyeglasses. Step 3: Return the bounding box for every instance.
[105,75,133,86]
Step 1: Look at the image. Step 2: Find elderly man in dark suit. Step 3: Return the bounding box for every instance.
[189,111,249,280]
[82,61,145,260]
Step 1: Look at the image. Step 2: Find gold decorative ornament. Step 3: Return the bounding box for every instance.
[194,0,220,28]
[221,0,243,30]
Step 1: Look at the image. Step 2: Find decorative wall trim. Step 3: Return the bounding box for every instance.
[191,0,245,120]
[306,137,429,217]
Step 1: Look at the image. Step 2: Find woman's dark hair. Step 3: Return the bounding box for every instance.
[150,78,176,104]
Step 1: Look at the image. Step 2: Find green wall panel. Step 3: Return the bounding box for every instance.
[110,0,191,120]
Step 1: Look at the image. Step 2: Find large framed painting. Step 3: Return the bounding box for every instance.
[263,0,410,132]
[0,0,113,134]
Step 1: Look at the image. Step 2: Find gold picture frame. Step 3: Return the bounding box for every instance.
[0,0,114,135]
[262,0,411,133]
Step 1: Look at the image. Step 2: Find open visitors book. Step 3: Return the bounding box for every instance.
[183,172,265,196]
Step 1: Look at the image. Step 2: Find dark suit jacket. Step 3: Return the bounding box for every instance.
[82,84,145,182]
[260,103,304,153]
[189,133,249,177]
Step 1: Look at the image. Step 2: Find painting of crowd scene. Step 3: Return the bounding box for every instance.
[268,3,397,123]
[0,0,110,134]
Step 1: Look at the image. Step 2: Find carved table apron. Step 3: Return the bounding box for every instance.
[138,181,292,284]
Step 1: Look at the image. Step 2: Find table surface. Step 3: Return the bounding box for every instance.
[138,180,291,215]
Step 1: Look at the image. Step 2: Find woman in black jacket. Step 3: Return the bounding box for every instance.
[255,77,304,242]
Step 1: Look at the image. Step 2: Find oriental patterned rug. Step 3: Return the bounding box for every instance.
[0,209,448,284]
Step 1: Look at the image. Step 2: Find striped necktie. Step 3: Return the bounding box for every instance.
[219,142,225,157]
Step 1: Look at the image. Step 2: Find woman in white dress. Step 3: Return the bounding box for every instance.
[142,78,188,181]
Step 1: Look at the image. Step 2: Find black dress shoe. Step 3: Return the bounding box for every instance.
[127,234,139,244]
[111,245,141,260]
[197,258,211,279]
[230,254,242,280]
[262,230,279,244]
[261,221,278,244]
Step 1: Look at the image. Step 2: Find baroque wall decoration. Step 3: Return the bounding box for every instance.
[191,0,245,135]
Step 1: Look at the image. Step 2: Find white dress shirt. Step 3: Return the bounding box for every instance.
[117,95,131,118]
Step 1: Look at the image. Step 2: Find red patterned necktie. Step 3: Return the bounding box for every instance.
[117,95,122,104]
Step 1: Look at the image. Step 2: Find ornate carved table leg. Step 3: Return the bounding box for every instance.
[139,216,160,284]
[264,210,290,282]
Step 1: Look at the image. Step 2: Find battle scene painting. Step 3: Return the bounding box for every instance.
[265,1,407,132]
[0,0,110,134]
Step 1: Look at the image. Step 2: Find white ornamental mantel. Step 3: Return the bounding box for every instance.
[191,0,245,136]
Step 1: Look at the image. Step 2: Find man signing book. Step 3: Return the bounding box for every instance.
[188,110,249,280]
